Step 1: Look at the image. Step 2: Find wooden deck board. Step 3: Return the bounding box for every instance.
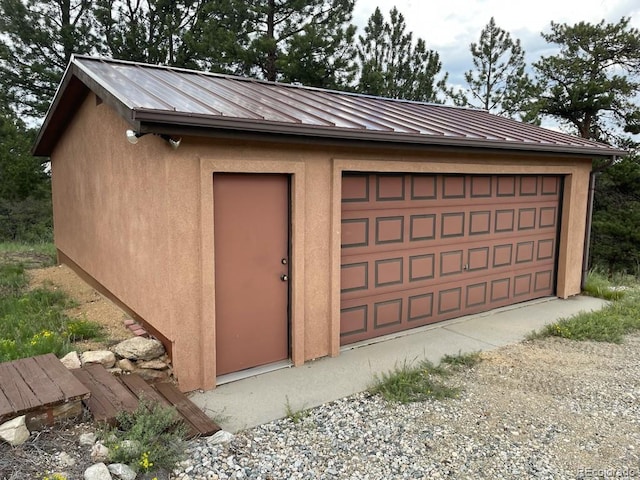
[0,389,12,417]
[118,374,169,406]
[70,368,118,422]
[12,357,64,406]
[71,365,139,423]
[34,354,90,400]
[154,382,220,437]
[0,362,41,413]
[119,375,200,438]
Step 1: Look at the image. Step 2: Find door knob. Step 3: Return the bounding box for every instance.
[281,274,288,282]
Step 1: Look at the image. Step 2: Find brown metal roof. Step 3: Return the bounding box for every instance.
[34,55,625,157]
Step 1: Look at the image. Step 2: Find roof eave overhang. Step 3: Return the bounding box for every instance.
[133,109,626,159]
[33,62,141,157]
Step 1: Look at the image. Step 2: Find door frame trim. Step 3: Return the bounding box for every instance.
[198,158,306,389]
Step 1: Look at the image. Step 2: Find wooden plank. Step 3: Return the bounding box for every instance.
[83,364,140,412]
[0,387,14,419]
[119,374,170,406]
[33,353,89,400]
[0,361,40,412]
[12,357,64,406]
[119,375,198,438]
[154,382,220,437]
[71,368,120,423]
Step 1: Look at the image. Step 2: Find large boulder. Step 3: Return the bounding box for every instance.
[112,337,165,361]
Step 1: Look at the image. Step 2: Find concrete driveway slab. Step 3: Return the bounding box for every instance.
[190,295,608,432]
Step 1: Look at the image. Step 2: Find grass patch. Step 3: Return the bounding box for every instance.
[441,350,482,370]
[530,289,640,344]
[369,359,458,403]
[0,249,103,362]
[102,398,188,475]
[0,242,57,269]
[583,269,627,300]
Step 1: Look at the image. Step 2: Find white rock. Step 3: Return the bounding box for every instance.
[60,351,82,369]
[81,350,117,368]
[116,358,135,372]
[207,430,235,445]
[107,463,137,480]
[0,415,30,446]
[90,442,110,462]
[112,337,165,361]
[79,432,97,446]
[84,462,113,480]
[58,451,76,466]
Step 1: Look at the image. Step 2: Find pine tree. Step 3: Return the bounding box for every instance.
[531,17,640,144]
[356,7,446,102]
[458,17,535,118]
[0,0,96,120]
[93,0,201,66]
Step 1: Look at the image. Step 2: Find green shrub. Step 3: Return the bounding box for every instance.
[0,196,53,243]
[103,398,188,474]
[66,318,104,342]
[0,263,29,296]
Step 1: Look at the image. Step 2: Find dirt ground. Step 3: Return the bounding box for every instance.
[28,263,133,349]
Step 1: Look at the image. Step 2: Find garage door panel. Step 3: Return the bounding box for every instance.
[341,173,561,345]
[340,236,556,301]
[340,266,556,343]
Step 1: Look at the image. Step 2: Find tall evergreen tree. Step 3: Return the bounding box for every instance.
[356,7,446,102]
[278,12,357,89]
[458,17,534,118]
[531,17,640,145]
[590,154,640,275]
[94,0,201,66]
[0,0,96,120]
[246,0,356,84]
[0,101,52,241]
[180,0,252,73]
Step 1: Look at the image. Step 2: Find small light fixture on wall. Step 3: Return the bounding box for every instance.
[125,129,143,144]
[125,129,182,150]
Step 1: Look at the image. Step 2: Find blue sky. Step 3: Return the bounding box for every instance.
[353,0,640,90]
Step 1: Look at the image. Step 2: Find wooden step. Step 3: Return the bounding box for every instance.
[0,353,90,428]
[71,364,220,438]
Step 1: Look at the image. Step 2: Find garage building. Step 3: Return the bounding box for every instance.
[34,56,623,391]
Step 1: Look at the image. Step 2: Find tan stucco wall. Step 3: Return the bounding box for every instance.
[51,94,593,391]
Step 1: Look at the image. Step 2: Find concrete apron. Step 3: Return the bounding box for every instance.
[189,295,608,433]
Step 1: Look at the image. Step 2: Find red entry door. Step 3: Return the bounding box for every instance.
[214,173,290,376]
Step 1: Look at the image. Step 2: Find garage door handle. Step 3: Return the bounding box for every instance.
[281,274,288,282]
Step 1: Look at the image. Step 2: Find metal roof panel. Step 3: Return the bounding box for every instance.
[33,55,626,158]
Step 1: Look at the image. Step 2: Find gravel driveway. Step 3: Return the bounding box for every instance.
[176,334,640,479]
[3,334,639,479]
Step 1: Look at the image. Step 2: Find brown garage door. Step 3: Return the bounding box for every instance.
[340,173,561,345]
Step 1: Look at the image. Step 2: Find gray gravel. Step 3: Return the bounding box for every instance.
[174,334,640,480]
